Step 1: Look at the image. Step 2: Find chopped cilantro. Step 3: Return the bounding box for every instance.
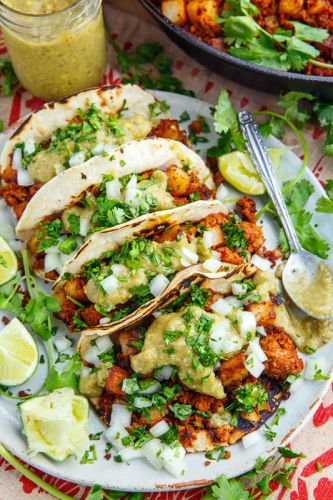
[205,445,227,461]
[169,403,193,420]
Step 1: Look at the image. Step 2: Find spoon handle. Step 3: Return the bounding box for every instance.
[238,110,300,253]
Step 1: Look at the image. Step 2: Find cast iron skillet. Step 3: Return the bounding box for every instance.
[140,0,333,100]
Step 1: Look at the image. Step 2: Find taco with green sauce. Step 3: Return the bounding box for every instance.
[75,266,304,475]
[51,198,266,336]
[0,84,183,219]
[16,138,215,281]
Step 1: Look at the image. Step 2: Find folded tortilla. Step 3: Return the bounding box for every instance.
[77,266,288,453]
[16,138,215,280]
[52,199,242,335]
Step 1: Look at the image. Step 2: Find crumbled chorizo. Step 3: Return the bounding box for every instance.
[236,196,257,223]
[166,165,191,196]
[150,119,190,146]
[63,277,88,303]
[260,326,304,381]
[80,305,103,327]
[245,301,276,327]
[215,246,244,265]
[240,221,264,253]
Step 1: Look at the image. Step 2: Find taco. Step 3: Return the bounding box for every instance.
[0,84,186,219]
[16,138,215,280]
[76,266,303,471]
[52,199,265,335]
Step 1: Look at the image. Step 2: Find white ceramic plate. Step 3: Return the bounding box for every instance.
[0,91,332,492]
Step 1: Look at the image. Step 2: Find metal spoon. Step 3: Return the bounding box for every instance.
[238,110,333,321]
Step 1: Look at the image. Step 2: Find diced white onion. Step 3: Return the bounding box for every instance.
[156,365,173,381]
[133,397,153,408]
[289,378,303,394]
[149,274,170,297]
[44,252,61,273]
[139,381,161,395]
[101,274,119,294]
[106,179,121,200]
[125,187,142,207]
[180,247,199,264]
[122,378,140,395]
[245,353,265,378]
[0,223,15,241]
[69,151,85,167]
[99,317,110,325]
[242,429,263,448]
[248,340,268,362]
[92,142,104,156]
[110,404,132,428]
[79,217,90,237]
[24,139,35,155]
[17,167,34,186]
[44,245,60,254]
[211,298,234,315]
[119,446,143,462]
[231,282,248,296]
[223,335,243,354]
[126,175,137,190]
[180,258,192,267]
[256,325,267,337]
[160,443,186,478]
[209,321,227,354]
[53,334,72,352]
[12,147,22,170]
[203,257,222,273]
[203,230,214,249]
[82,346,100,366]
[237,310,257,337]
[111,264,126,277]
[104,423,129,451]
[95,335,113,353]
[150,420,169,438]
[216,184,229,202]
[141,439,164,470]
[224,296,242,309]
[81,366,92,378]
[251,254,272,272]
[305,357,329,381]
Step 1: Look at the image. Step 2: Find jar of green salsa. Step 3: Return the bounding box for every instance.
[0,0,107,101]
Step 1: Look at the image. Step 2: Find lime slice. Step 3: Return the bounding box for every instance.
[20,388,90,461]
[0,236,18,285]
[0,318,38,386]
[218,148,284,195]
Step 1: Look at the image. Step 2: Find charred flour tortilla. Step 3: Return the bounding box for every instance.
[0,84,171,219]
[16,138,215,280]
[77,267,303,454]
[52,199,265,335]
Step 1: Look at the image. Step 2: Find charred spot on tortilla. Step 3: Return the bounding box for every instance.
[81,173,87,180]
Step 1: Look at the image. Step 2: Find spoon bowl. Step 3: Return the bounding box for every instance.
[282,249,333,321]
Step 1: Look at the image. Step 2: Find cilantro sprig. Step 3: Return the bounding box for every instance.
[218,0,332,73]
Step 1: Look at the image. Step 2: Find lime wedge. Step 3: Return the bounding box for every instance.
[0,318,38,386]
[20,388,90,462]
[0,236,18,285]
[218,148,284,195]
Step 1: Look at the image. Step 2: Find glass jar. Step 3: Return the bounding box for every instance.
[0,0,107,101]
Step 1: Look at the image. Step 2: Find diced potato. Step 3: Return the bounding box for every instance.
[161,0,187,26]
[278,0,304,16]
[186,0,220,37]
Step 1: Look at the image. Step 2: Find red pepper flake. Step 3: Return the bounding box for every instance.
[2,316,10,325]
[18,391,29,397]
[204,461,211,467]
[104,453,111,461]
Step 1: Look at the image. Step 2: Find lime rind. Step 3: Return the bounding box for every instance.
[0,236,18,286]
[20,388,90,462]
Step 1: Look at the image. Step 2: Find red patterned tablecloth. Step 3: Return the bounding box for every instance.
[0,4,332,499]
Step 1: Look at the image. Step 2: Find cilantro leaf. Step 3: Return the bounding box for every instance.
[44,353,82,392]
[290,21,329,43]
[203,474,250,500]
[23,295,60,341]
[316,180,333,213]
[278,446,305,459]
[277,92,314,128]
[213,90,239,135]
[86,485,104,500]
